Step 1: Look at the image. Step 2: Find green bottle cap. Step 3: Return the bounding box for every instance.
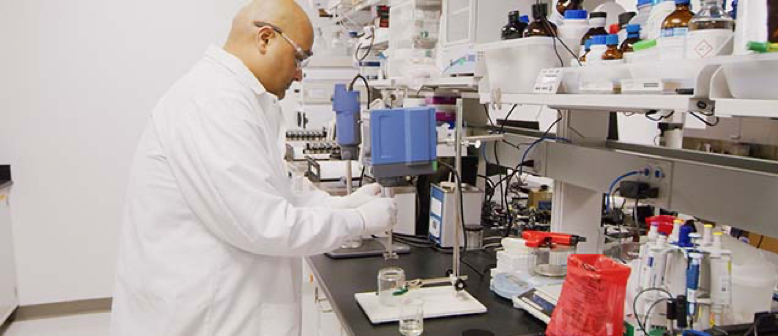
[633,39,657,51]
[748,41,771,53]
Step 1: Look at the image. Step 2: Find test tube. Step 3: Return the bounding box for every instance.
[382,187,398,260]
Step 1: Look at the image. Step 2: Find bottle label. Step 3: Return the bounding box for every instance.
[685,29,733,58]
[661,27,689,37]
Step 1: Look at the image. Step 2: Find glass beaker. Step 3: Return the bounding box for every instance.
[532,245,576,277]
[341,236,363,249]
[377,267,405,306]
[399,298,424,336]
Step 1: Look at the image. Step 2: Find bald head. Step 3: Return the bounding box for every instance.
[224,0,314,99]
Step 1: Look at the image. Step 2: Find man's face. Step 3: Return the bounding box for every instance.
[260,26,312,99]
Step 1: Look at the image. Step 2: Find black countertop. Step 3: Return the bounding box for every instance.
[306,246,547,336]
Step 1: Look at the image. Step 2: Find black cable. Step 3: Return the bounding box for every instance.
[632,287,674,333]
[645,110,675,122]
[503,112,564,229]
[689,111,720,127]
[540,15,581,67]
[354,26,375,62]
[643,297,671,334]
[482,104,495,127]
[348,74,372,108]
[439,161,485,278]
[757,235,765,248]
[358,165,365,187]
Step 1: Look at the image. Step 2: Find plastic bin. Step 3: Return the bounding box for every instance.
[476,37,569,94]
[721,53,778,100]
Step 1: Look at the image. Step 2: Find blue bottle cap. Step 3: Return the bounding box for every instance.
[606,34,619,45]
[626,24,641,33]
[675,0,690,5]
[637,0,653,7]
[564,9,588,19]
[592,35,607,45]
[520,15,530,23]
[585,39,593,50]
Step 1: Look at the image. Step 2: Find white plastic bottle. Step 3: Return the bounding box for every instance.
[645,0,678,40]
[629,0,655,39]
[586,34,609,64]
[558,9,591,56]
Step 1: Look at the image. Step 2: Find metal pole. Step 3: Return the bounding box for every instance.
[346,160,353,195]
[453,99,464,277]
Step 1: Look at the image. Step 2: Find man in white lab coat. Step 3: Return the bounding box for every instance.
[109,1,396,335]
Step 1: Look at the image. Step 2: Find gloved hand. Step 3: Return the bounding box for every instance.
[356,197,397,236]
[330,183,382,209]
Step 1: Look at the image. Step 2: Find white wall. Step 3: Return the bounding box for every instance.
[0,0,250,305]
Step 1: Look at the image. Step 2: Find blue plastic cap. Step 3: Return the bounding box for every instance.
[564,9,588,19]
[585,39,593,49]
[606,34,619,45]
[678,225,694,248]
[626,24,641,33]
[592,35,607,45]
[637,0,653,7]
[520,15,530,23]
[675,0,690,5]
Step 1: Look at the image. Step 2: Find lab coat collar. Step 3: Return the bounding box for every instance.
[204,44,276,98]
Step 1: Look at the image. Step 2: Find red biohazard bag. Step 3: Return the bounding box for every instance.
[546,254,632,336]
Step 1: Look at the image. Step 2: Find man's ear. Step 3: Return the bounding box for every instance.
[256,28,275,54]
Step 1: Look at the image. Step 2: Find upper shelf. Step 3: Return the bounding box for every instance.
[370,77,479,90]
[479,93,703,113]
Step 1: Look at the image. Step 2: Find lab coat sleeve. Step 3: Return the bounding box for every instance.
[289,176,338,207]
[156,94,363,256]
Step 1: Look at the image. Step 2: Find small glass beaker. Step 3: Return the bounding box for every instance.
[532,245,576,277]
[341,236,363,249]
[377,267,405,307]
[399,298,424,336]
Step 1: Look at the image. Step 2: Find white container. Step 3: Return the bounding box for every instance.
[685,29,733,59]
[629,0,654,39]
[594,1,628,27]
[496,250,534,273]
[658,36,686,60]
[588,44,609,64]
[721,53,778,100]
[731,261,778,323]
[559,17,591,57]
[628,46,661,63]
[476,37,568,94]
[645,0,677,40]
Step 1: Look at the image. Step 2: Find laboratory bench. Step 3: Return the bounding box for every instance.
[304,245,547,336]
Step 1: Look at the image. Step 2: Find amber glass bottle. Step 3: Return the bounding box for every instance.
[526,3,558,37]
[602,34,624,60]
[661,0,695,37]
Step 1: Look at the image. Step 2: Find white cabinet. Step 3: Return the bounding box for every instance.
[302,259,349,336]
[0,186,18,324]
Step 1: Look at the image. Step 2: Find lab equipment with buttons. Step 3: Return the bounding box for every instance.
[291,0,778,335]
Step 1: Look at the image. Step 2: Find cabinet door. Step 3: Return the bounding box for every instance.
[0,189,18,324]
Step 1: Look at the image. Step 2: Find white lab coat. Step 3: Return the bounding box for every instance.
[110,45,364,336]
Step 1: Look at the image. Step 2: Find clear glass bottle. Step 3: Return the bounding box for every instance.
[602,34,624,60]
[661,0,695,37]
[525,3,558,37]
[689,0,734,30]
[620,24,642,53]
[580,12,608,46]
[502,10,529,40]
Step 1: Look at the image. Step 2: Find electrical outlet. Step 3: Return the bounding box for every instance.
[643,159,673,208]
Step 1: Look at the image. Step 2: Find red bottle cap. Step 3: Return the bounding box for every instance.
[609,24,620,34]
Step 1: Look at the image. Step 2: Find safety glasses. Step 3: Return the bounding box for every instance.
[254,21,312,69]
